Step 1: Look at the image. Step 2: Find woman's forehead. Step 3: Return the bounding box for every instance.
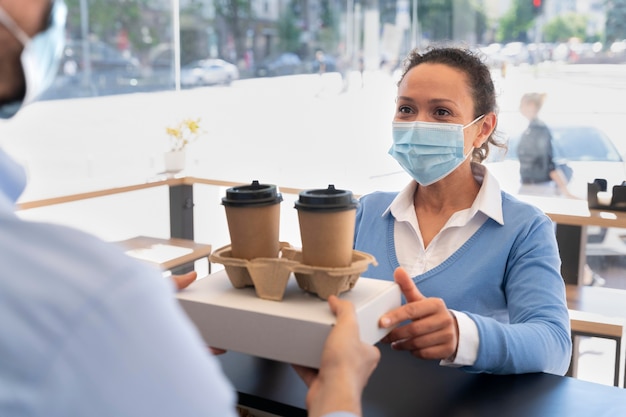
[398,63,473,106]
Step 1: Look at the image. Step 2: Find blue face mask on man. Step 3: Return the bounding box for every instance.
[0,0,67,119]
[388,115,485,186]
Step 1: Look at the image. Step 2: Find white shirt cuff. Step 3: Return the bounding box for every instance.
[439,310,479,367]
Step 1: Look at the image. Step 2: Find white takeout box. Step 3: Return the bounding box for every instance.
[176,269,401,368]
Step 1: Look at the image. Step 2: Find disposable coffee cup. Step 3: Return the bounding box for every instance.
[295,185,358,267]
[222,180,283,260]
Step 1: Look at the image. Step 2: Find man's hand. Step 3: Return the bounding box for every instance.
[379,267,459,361]
[170,271,225,356]
[293,296,380,417]
[172,271,197,291]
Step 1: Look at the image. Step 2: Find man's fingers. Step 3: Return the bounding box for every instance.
[327,294,341,315]
[292,364,318,388]
[209,346,227,355]
[328,295,355,321]
[172,271,197,291]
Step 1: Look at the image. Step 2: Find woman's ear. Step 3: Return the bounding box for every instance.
[473,112,497,148]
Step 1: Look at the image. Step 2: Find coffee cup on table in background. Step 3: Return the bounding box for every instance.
[222,180,283,260]
[295,185,358,267]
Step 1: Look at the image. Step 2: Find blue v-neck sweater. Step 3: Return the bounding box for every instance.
[354,191,571,375]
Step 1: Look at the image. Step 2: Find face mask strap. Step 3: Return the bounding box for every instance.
[0,6,31,46]
[463,114,485,130]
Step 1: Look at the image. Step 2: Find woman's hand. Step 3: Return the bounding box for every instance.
[379,267,459,361]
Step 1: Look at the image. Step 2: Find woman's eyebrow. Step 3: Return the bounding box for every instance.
[396,96,457,107]
[428,98,457,106]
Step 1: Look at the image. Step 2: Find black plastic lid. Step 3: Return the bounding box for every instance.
[222,180,283,207]
[294,185,358,212]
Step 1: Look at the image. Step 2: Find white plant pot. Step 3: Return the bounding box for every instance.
[164,149,186,172]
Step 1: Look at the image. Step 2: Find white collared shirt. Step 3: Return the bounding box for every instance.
[384,163,504,366]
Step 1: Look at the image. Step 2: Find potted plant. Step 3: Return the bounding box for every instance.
[164,118,204,172]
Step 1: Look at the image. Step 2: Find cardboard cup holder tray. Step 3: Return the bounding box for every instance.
[209,242,377,301]
[588,179,626,211]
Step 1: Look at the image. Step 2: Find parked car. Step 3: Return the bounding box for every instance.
[180,59,239,87]
[254,53,303,77]
[486,124,626,256]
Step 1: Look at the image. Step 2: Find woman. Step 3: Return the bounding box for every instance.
[517,92,575,198]
[354,47,572,375]
[517,92,603,286]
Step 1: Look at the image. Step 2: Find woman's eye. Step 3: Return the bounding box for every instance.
[398,105,413,114]
[434,108,451,117]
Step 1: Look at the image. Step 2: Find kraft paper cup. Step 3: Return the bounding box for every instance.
[295,185,358,267]
[222,180,283,260]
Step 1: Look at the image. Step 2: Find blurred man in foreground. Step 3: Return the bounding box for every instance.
[0,1,380,416]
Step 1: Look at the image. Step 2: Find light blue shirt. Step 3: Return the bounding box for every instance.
[0,149,238,415]
[0,148,356,417]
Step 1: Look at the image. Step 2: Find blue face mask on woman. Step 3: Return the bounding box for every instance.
[388,115,485,186]
[0,0,67,119]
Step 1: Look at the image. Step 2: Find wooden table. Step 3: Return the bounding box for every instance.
[566,284,626,387]
[115,236,213,273]
[516,195,626,286]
